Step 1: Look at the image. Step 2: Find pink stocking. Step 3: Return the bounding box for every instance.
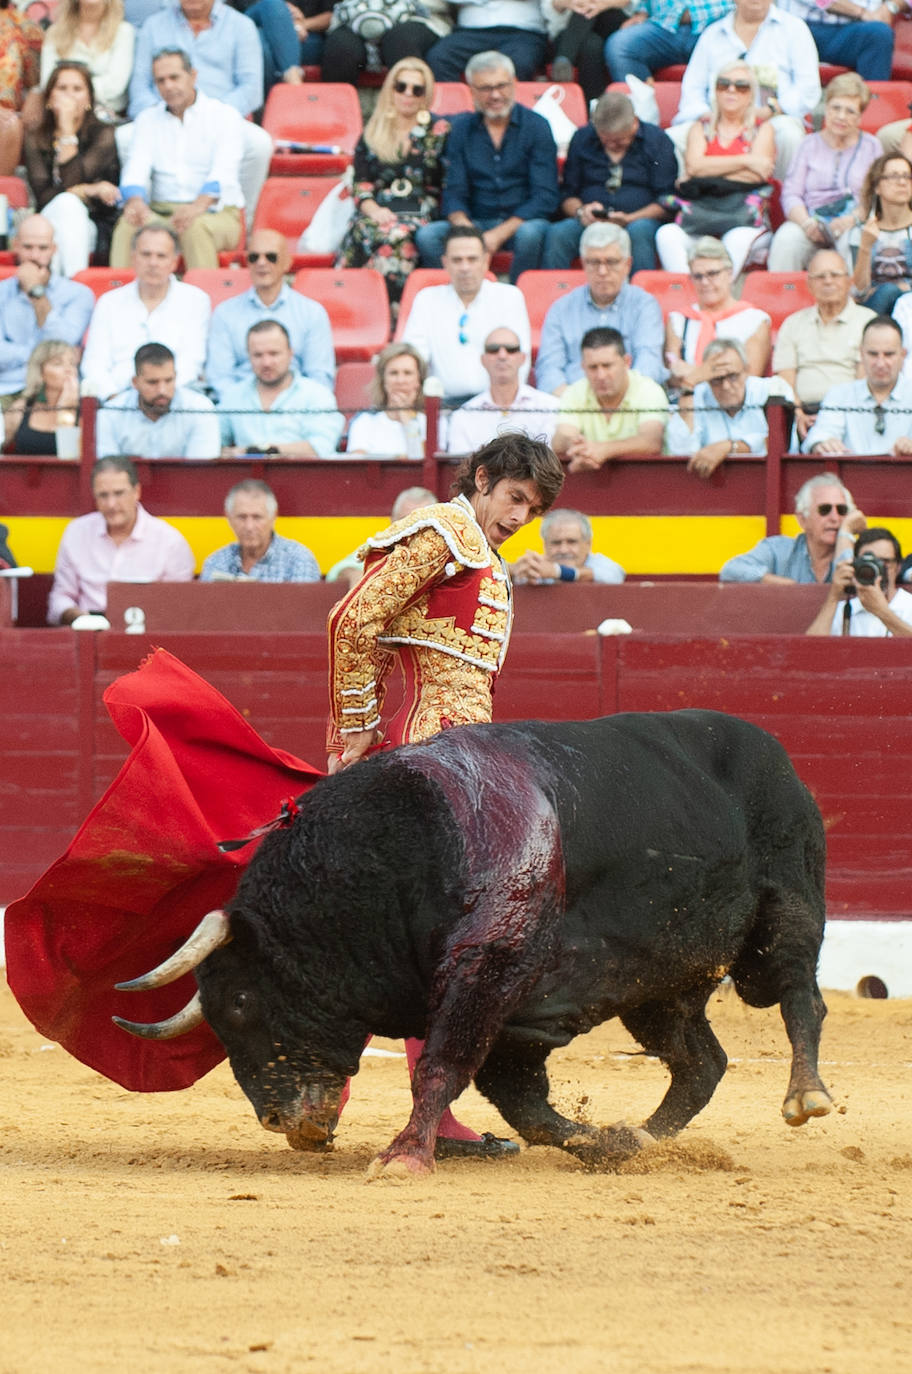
[405,1037,480,1141]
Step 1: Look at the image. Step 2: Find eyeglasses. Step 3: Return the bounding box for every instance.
[691,267,727,282]
[583,256,626,270]
[715,78,752,92]
[484,342,522,354]
[708,371,743,386]
[393,80,426,97]
[874,404,887,436]
[808,271,847,281]
[604,164,623,192]
[247,251,279,264]
[879,172,912,182]
[816,503,849,516]
[458,311,469,346]
[471,80,512,95]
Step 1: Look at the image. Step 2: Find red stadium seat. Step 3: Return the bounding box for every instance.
[0,265,16,281]
[181,267,251,307]
[335,360,376,420]
[0,174,29,209]
[609,81,680,129]
[627,270,691,318]
[263,83,362,174]
[653,66,686,81]
[72,267,136,299]
[893,15,912,82]
[252,176,344,265]
[432,82,474,116]
[740,272,815,331]
[858,81,912,133]
[514,81,588,129]
[292,268,390,361]
[516,270,585,354]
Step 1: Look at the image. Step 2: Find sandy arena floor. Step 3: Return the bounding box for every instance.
[1,978,910,1374]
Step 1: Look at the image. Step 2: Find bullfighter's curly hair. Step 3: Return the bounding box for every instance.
[451,432,564,512]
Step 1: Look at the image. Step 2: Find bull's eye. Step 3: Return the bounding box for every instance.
[229,990,250,1022]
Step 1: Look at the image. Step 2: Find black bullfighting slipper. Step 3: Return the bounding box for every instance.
[434,1132,520,1160]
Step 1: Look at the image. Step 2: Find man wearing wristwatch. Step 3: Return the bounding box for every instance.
[0,214,94,406]
[778,0,898,83]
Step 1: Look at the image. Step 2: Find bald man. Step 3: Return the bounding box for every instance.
[205,228,335,400]
[0,215,94,402]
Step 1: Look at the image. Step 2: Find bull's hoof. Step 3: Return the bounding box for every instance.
[783,1089,832,1127]
[434,1132,520,1161]
[366,1150,436,1181]
[563,1121,655,1171]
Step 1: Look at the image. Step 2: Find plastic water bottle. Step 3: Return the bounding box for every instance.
[0,194,8,251]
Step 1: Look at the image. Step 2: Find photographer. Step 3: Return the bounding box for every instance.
[806,527,912,637]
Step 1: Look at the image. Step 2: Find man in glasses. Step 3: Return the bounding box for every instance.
[806,527,912,637]
[773,250,875,445]
[543,91,677,275]
[720,471,865,583]
[446,327,558,453]
[205,228,334,401]
[804,315,912,457]
[415,51,559,282]
[677,338,794,478]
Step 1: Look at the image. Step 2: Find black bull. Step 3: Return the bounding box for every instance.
[116,710,832,1177]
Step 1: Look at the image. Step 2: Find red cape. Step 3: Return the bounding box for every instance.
[3,648,323,1092]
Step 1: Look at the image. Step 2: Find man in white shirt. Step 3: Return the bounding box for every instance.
[81,224,211,399]
[807,526,912,637]
[447,326,558,453]
[402,225,531,405]
[112,48,243,269]
[96,343,221,459]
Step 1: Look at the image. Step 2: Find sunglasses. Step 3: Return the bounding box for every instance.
[458,310,469,346]
[247,251,279,264]
[691,267,727,282]
[874,405,887,437]
[716,78,752,92]
[816,503,849,516]
[394,80,426,96]
[484,343,522,354]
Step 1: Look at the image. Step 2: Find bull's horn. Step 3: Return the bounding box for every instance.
[112,990,205,1040]
[115,909,232,992]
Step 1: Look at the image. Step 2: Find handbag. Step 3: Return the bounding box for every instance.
[665,177,772,238]
[329,0,427,40]
[297,171,355,254]
[532,84,580,156]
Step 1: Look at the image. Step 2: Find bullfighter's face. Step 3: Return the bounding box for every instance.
[470,465,545,549]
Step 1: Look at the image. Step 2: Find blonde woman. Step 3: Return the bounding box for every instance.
[345,342,429,457]
[4,341,80,456]
[657,61,775,277]
[336,58,448,307]
[40,0,134,122]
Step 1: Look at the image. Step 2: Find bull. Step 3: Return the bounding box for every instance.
[114,710,833,1178]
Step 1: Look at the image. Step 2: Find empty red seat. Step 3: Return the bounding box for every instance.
[72,267,136,299]
[335,360,376,420]
[252,176,345,264]
[857,80,912,133]
[181,267,252,308]
[516,270,586,354]
[893,16,912,81]
[432,82,474,116]
[740,272,815,331]
[292,268,390,361]
[627,270,692,319]
[263,83,362,175]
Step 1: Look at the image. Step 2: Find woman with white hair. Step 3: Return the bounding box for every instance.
[657,60,775,278]
[665,236,771,398]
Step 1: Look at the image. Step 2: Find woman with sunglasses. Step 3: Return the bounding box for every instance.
[849,153,912,316]
[656,61,775,278]
[336,58,447,309]
[23,60,120,275]
[345,342,430,457]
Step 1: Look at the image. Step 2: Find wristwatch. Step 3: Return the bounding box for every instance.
[27,283,47,300]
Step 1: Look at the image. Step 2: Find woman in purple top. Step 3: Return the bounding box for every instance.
[769,73,880,273]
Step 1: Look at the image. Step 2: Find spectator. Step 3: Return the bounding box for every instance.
[848,153,912,316]
[47,454,195,624]
[0,215,94,402]
[81,223,211,399]
[777,0,896,83]
[547,0,625,105]
[543,90,677,275]
[773,249,875,444]
[804,315,912,456]
[128,0,271,215]
[200,478,321,582]
[552,324,668,472]
[604,0,732,86]
[206,228,334,401]
[325,485,437,588]
[719,470,862,583]
[665,237,771,399]
[0,0,42,175]
[657,61,775,278]
[415,51,559,282]
[40,0,136,124]
[536,221,665,394]
[806,525,912,636]
[337,60,448,309]
[425,0,548,81]
[676,337,794,478]
[510,505,625,583]
[345,343,429,458]
[402,224,532,404]
[447,326,558,452]
[219,320,344,456]
[96,342,221,458]
[112,49,243,270]
[24,62,121,277]
[3,341,80,456]
[321,1,452,88]
[234,0,332,90]
[769,74,880,274]
[674,0,819,180]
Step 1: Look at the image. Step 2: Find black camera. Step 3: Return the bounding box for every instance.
[853,551,887,590]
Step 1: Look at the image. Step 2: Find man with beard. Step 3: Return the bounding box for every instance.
[96,344,220,459]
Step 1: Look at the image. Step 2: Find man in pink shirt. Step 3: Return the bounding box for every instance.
[47,456,195,626]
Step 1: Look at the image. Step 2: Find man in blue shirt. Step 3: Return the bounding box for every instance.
[543,91,677,275]
[604,0,733,83]
[218,319,343,455]
[96,343,221,459]
[0,216,94,400]
[200,478,321,581]
[536,220,665,392]
[680,337,794,478]
[804,316,912,459]
[206,229,334,400]
[720,471,862,583]
[415,51,560,282]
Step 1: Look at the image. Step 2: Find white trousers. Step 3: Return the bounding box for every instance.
[656,222,769,278]
[43,191,98,276]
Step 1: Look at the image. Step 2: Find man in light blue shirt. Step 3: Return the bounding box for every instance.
[0,215,94,398]
[535,221,665,394]
[720,470,860,583]
[511,508,626,584]
[219,319,343,455]
[200,478,321,581]
[605,0,732,84]
[680,338,794,478]
[206,229,335,400]
[96,343,221,459]
[804,315,912,458]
